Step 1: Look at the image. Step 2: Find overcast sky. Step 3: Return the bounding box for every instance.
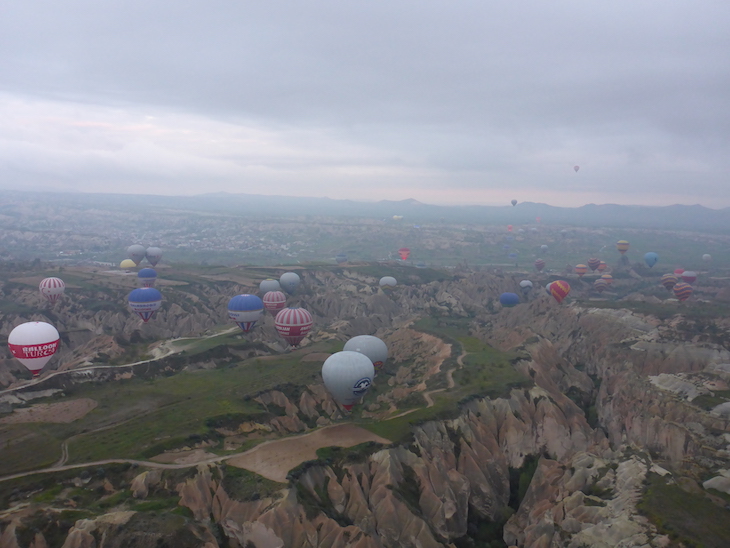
[2,1,729,207]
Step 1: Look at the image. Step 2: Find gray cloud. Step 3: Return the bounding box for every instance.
[1,1,729,205]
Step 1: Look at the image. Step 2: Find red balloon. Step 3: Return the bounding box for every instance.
[550,280,571,303]
[274,307,313,346]
[263,291,287,313]
[398,247,411,261]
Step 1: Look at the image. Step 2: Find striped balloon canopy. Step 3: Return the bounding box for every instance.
[673,282,693,302]
[587,258,601,271]
[616,240,630,254]
[534,259,546,272]
[600,274,613,285]
[275,307,314,346]
[660,274,678,291]
[263,290,287,314]
[681,271,697,284]
[597,261,608,272]
[574,264,588,277]
[550,280,571,304]
[39,277,65,304]
[593,278,608,293]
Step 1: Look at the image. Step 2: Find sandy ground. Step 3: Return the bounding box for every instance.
[0,398,98,424]
[300,352,331,362]
[226,424,391,482]
[150,448,219,465]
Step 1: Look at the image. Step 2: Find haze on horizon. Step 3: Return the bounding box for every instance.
[2,1,729,208]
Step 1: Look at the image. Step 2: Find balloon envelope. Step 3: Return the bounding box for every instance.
[259,279,281,294]
[587,258,600,271]
[540,245,548,253]
[594,279,608,293]
[39,277,65,304]
[499,292,520,307]
[597,262,608,272]
[321,351,375,410]
[263,291,287,314]
[120,259,137,270]
[335,254,348,264]
[673,282,693,301]
[8,322,60,376]
[519,280,533,295]
[702,254,712,262]
[681,271,697,284]
[534,259,546,272]
[275,307,313,346]
[228,294,264,332]
[661,274,678,291]
[137,268,157,287]
[128,288,162,322]
[574,165,580,172]
[616,240,630,255]
[511,199,517,206]
[145,247,162,267]
[574,264,587,277]
[644,252,659,268]
[550,280,571,303]
[379,276,397,291]
[600,274,613,285]
[279,272,301,294]
[344,335,388,371]
[127,244,146,266]
[398,247,411,261]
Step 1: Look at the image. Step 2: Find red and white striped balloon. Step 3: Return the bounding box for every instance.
[263,291,287,313]
[39,277,65,304]
[274,307,313,346]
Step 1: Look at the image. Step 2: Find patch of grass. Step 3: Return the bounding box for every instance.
[220,465,285,501]
[638,472,730,548]
[130,496,181,512]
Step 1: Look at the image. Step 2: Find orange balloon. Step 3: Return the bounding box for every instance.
[550,280,571,303]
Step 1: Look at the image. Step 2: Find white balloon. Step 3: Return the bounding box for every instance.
[344,335,388,371]
[322,351,375,410]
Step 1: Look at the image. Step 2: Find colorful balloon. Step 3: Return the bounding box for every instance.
[507,225,513,232]
[673,268,685,278]
[600,274,613,285]
[259,278,281,294]
[8,322,60,377]
[644,252,659,268]
[127,244,146,266]
[379,276,397,291]
[39,277,65,304]
[137,268,157,288]
[673,282,693,302]
[597,261,608,272]
[279,272,301,294]
[228,294,264,332]
[344,335,388,371]
[534,259,546,272]
[499,292,520,307]
[120,259,137,271]
[681,271,697,284]
[275,307,313,346]
[574,264,588,277]
[587,258,601,272]
[321,351,375,411]
[128,288,162,323]
[398,247,411,261]
[263,291,287,314]
[145,247,162,267]
[661,274,678,291]
[594,278,608,293]
[550,280,571,303]
[616,240,630,255]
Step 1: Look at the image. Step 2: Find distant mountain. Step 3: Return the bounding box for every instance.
[3,190,730,232]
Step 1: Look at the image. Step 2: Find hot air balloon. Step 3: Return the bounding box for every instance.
[128,288,162,322]
[344,335,388,371]
[275,307,313,346]
[545,282,553,296]
[597,261,608,273]
[279,272,301,294]
[499,293,520,307]
[661,274,678,291]
[673,282,693,302]
[228,294,264,332]
[145,247,162,267]
[644,252,659,268]
[127,244,146,266]
[673,268,685,279]
[534,259,546,272]
[39,277,65,304]
[263,290,287,314]
[574,264,588,277]
[574,166,580,172]
[120,259,137,271]
[379,276,397,292]
[681,271,697,284]
[137,268,157,288]
[540,244,548,253]
[616,240,630,255]
[592,279,606,293]
[587,258,601,272]
[507,225,513,232]
[335,253,348,265]
[398,247,411,261]
[8,322,60,377]
[600,274,613,285]
[550,280,571,303]
[259,279,281,294]
[702,254,712,262]
[511,199,517,207]
[519,280,533,295]
[321,351,375,411]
